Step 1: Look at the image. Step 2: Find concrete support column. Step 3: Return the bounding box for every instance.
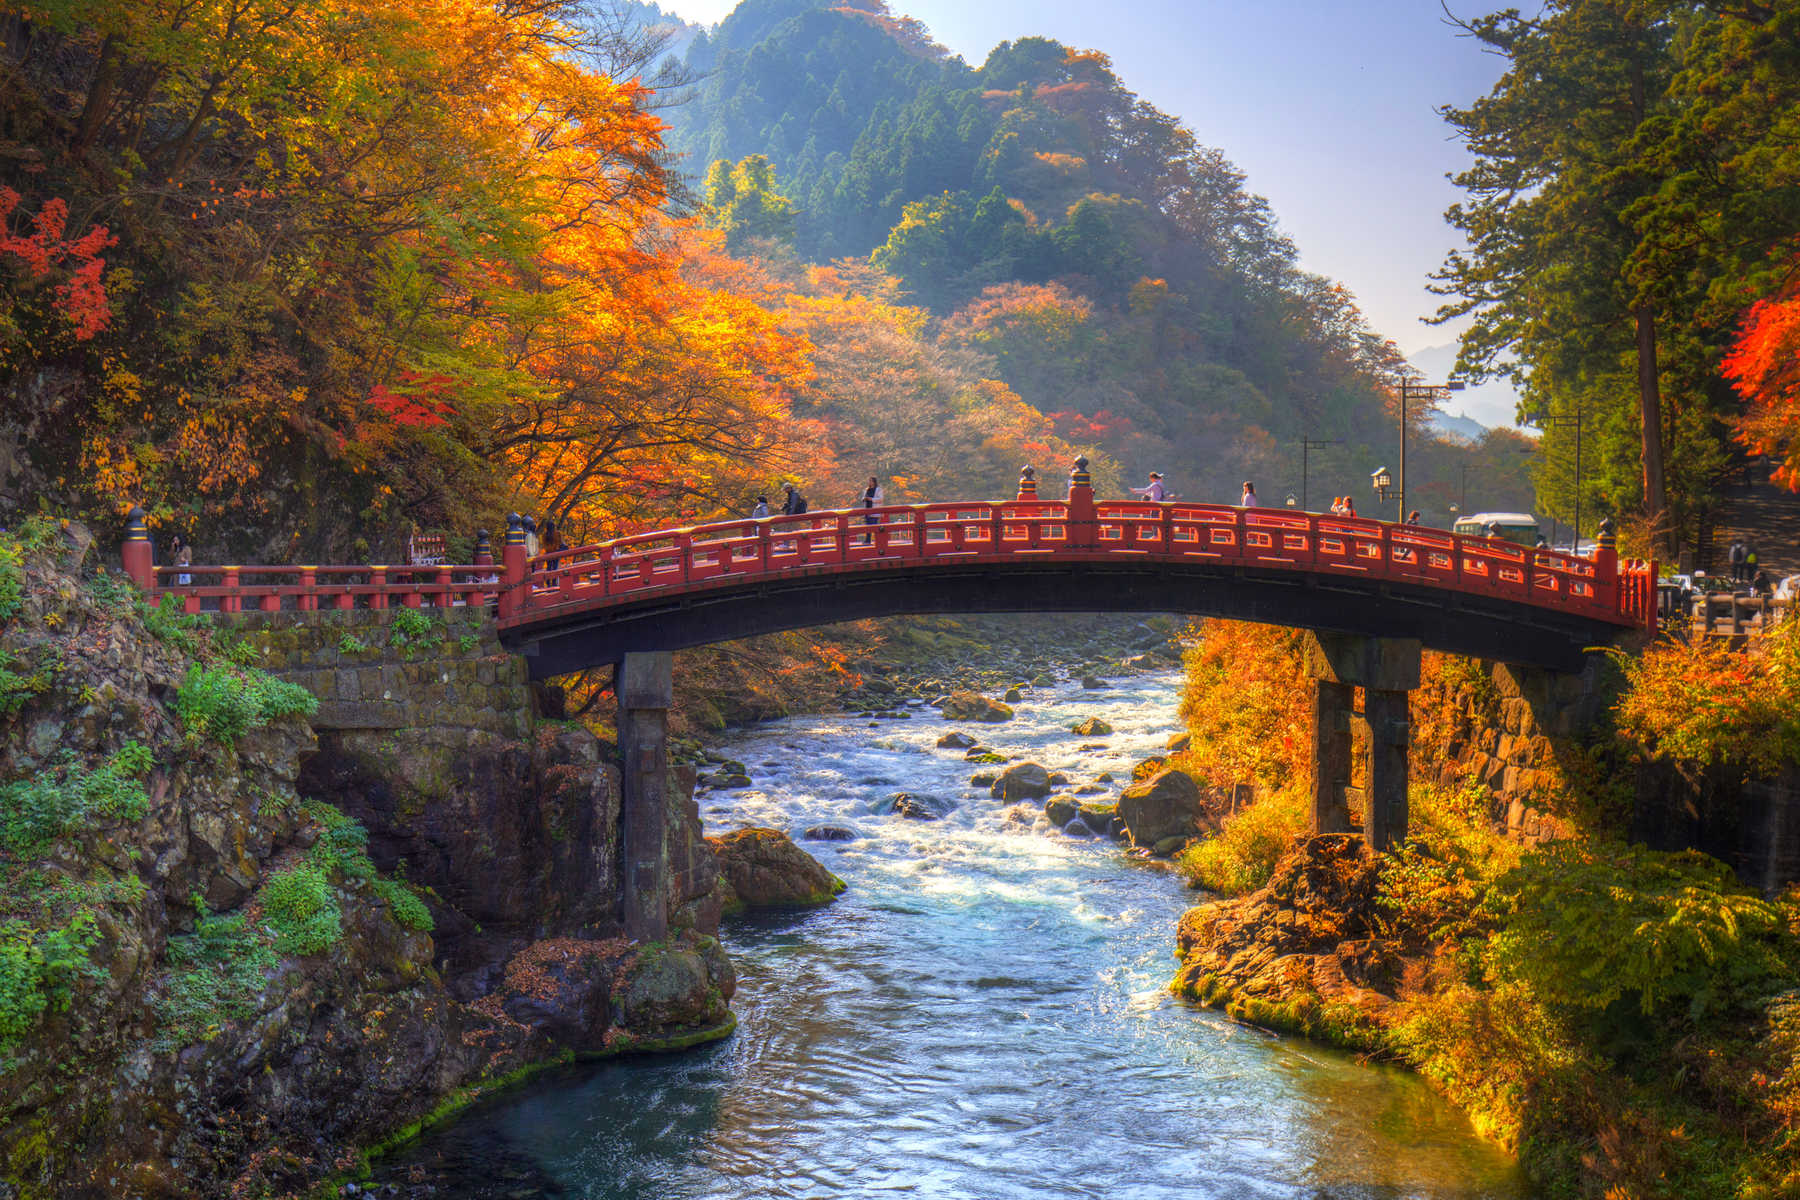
[1304,632,1421,851]
[1311,680,1354,834]
[1363,688,1411,852]
[618,651,673,942]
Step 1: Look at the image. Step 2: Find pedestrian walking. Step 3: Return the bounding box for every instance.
[1240,481,1257,507]
[781,483,808,516]
[540,519,565,570]
[1405,510,1422,525]
[1745,543,1759,586]
[1729,539,1747,582]
[751,496,770,519]
[170,535,192,586]
[861,476,882,526]
[1129,472,1168,502]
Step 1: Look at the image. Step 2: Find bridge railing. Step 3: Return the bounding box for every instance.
[119,472,1659,634]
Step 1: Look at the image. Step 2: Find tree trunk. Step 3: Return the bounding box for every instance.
[1634,303,1670,554]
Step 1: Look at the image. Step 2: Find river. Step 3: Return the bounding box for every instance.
[374,668,1529,1199]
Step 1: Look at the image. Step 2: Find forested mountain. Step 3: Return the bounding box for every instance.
[663,0,1532,519]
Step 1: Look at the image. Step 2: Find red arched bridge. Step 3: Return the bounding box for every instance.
[125,461,1657,677]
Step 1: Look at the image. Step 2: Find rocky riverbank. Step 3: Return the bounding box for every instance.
[0,525,741,1199]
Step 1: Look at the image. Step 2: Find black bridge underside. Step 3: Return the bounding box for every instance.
[500,560,1623,679]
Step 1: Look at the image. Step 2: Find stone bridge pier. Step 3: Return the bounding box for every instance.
[618,651,673,943]
[1305,632,1421,852]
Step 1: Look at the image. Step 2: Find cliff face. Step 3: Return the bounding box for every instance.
[0,527,732,1200]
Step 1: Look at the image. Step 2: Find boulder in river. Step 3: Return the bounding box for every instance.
[803,824,862,842]
[1044,797,1080,827]
[1130,755,1167,781]
[1047,771,1070,786]
[890,792,956,821]
[1118,767,1209,849]
[707,827,846,915]
[1073,783,1108,796]
[941,691,1014,722]
[1004,687,1023,703]
[969,771,998,787]
[1070,717,1113,737]
[990,761,1051,801]
[937,731,978,749]
[1061,818,1094,838]
[1078,803,1122,837]
[1081,675,1108,690]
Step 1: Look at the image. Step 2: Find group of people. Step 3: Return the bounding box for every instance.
[752,478,886,524]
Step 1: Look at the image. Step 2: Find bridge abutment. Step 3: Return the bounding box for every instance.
[618,651,673,943]
[1305,632,1421,852]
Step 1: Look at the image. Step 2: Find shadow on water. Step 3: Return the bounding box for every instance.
[374,671,1531,1200]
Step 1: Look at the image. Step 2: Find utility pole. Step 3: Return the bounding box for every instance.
[1395,377,1465,514]
[1300,437,1343,512]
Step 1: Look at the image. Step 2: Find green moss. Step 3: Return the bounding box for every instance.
[260,862,341,956]
[157,901,279,1049]
[0,742,153,854]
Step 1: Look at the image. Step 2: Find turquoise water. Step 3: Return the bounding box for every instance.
[374,671,1529,1199]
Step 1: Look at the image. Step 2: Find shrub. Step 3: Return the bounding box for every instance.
[1176,786,1307,895]
[373,878,433,932]
[390,608,440,652]
[175,664,317,747]
[1611,619,1800,776]
[1378,781,1519,945]
[136,593,204,656]
[1481,840,1795,1022]
[0,742,154,854]
[1176,619,1313,793]
[0,913,100,1053]
[158,902,279,1048]
[259,863,342,956]
[0,648,49,717]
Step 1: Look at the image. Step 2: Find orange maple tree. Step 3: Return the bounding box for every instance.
[1721,287,1800,490]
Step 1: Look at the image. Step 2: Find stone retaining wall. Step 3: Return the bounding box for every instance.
[229,607,530,739]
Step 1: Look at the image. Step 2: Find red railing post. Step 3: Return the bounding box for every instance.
[299,567,317,612]
[500,513,527,618]
[1067,456,1096,549]
[121,506,156,594]
[222,565,241,614]
[1016,465,1038,502]
[370,565,388,610]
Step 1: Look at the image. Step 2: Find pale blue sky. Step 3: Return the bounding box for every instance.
[658,1,1517,423]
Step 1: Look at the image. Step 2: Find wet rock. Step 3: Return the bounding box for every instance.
[1078,803,1122,837]
[940,691,1014,723]
[1096,772,1116,784]
[1047,771,1070,786]
[1070,717,1113,737]
[1073,783,1108,796]
[802,824,861,842]
[937,731,978,749]
[990,761,1051,801]
[1166,732,1193,753]
[969,772,998,787]
[1044,797,1081,827]
[1081,675,1108,689]
[965,747,1007,763]
[1031,673,1056,687]
[1003,687,1023,703]
[1119,767,1209,848]
[891,793,955,821]
[1130,755,1167,781]
[704,772,752,789]
[1061,819,1094,838]
[708,827,846,912]
[1153,835,1191,857]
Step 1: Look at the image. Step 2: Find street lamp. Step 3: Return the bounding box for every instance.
[1395,376,1465,517]
[1525,404,1583,551]
[1299,437,1343,512]
[1371,465,1395,510]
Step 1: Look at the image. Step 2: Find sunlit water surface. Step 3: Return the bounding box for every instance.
[375,670,1530,1199]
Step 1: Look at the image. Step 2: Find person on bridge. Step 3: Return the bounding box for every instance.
[170,535,192,586]
[523,515,539,557]
[751,496,770,519]
[1406,510,1422,525]
[1129,472,1168,502]
[540,519,565,569]
[781,483,808,515]
[1241,481,1258,507]
[862,477,883,525]
[1340,497,1356,518]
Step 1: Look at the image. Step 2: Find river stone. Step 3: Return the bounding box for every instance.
[1073,783,1108,796]
[1096,772,1115,783]
[1078,802,1121,836]
[1081,675,1107,689]
[892,793,955,821]
[1118,767,1207,848]
[803,824,861,842]
[1004,687,1023,703]
[1047,771,1070,786]
[1131,755,1167,781]
[1070,717,1113,737]
[937,731,978,749]
[1166,732,1193,752]
[969,772,998,787]
[1044,797,1080,827]
[1061,819,1094,838]
[941,691,1014,723]
[705,772,752,789]
[990,761,1051,801]
[1032,673,1056,687]
[1153,835,1191,857]
[708,828,846,912]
